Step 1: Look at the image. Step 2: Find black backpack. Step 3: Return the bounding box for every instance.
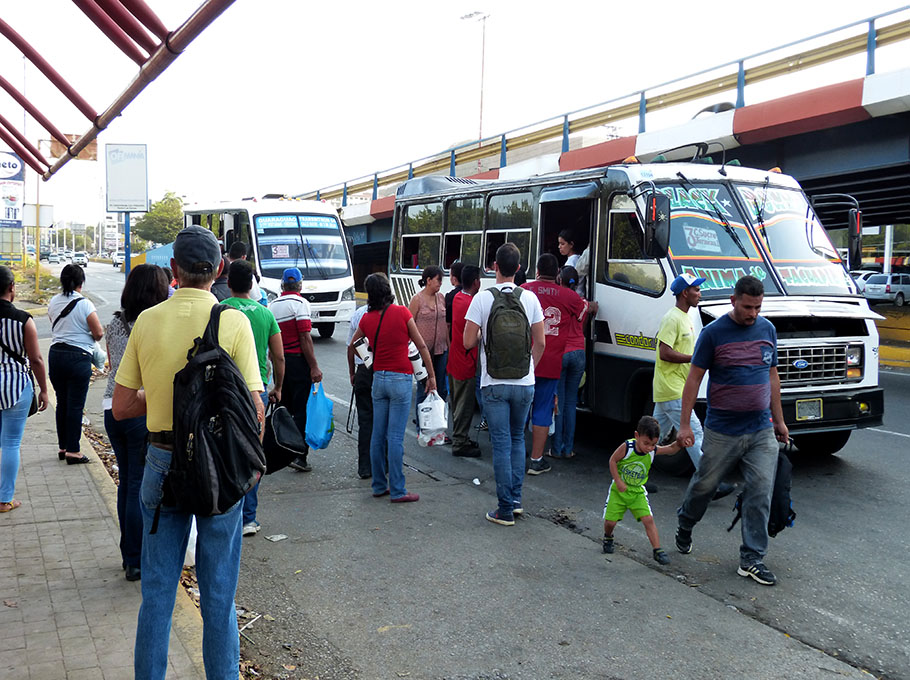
[728,451,796,537]
[484,287,532,379]
[152,305,265,532]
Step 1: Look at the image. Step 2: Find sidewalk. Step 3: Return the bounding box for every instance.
[0,340,204,680]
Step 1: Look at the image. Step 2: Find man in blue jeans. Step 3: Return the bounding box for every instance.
[464,243,545,526]
[675,275,789,586]
[113,226,264,679]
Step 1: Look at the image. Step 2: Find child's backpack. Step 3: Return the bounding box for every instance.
[485,286,531,379]
[151,305,266,533]
[727,450,796,537]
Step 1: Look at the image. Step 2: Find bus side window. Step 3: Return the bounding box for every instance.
[605,212,664,294]
[401,202,443,270]
[444,197,483,268]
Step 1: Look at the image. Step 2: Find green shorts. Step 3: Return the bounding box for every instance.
[603,486,652,522]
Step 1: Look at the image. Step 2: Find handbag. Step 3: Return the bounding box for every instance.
[0,338,38,417]
[263,403,307,474]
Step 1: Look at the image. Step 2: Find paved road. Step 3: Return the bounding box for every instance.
[35,261,125,340]
[58,266,910,678]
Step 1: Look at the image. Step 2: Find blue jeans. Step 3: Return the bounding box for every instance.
[415,351,448,433]
[136,444,242,680]
[482,384,533,516]
[653,398,704,467]
[677,427,778,566]
[371,371,413,499]
[0,381,32,503]
[48,343,92,452]
[241,393,268,524]
[552,349,585,456]
[104,410,147,568]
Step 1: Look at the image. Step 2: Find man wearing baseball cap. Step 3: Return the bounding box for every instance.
[653,273,734,500]
[269,267,323,471]
[113,225,263,678]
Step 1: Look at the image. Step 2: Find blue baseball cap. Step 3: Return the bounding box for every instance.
[282,267,303,284]
[670,273,706,296]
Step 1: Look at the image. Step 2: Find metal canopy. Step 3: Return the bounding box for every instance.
[0,0,236,182]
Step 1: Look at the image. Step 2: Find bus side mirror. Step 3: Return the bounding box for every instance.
[644,192,670,258]
[847,208,862,271]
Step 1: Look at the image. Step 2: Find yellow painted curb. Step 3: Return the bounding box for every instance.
[28,306,48,317]
[880,344,910,368]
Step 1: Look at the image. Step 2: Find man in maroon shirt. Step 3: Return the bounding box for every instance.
[448,265,482,457]
[522,254,587,474]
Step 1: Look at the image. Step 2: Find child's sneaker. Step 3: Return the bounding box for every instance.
[653,548,670,565]
[602,535,614,554]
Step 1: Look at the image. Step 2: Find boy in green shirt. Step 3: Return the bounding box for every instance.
[224,260,285,536]
[602,415,681,564]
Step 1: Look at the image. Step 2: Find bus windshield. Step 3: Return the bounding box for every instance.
[734,184,854,296]
[254,214,350,281]
[659,183,782,298]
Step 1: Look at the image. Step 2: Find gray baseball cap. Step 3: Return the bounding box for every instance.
[173,226,222,274]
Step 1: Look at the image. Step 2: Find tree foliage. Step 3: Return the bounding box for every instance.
[132,191,184,244]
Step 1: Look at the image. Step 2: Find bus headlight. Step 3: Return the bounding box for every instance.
[341,286,355,301]
[846,345,863,367]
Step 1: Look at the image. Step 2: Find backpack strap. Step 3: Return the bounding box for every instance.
[187,304,227,361]
[51,297,83,330]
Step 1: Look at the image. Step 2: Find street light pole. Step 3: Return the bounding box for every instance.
[461,11,490,172]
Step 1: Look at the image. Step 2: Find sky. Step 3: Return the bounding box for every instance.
[1,1,909,226]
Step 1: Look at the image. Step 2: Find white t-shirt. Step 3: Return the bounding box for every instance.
[465,282,544,388]
[347,305,368,365]
[48,293,97,354]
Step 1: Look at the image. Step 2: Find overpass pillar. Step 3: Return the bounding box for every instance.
[866,20,876,76]
[884,224,893,274]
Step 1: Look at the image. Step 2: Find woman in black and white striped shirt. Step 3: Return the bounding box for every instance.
[0,266,49,513]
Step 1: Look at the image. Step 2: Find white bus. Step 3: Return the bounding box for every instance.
[184,197,356,337]
[388,160,884,461]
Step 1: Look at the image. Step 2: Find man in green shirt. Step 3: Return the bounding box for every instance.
[653,273,733,499]
[224,260,285,535]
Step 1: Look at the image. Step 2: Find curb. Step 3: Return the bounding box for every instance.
[880,344,910,369]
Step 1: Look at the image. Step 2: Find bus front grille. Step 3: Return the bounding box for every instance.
[777,345,846,386]
[302,292,338,303]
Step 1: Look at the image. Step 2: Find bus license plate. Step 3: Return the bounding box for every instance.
[796,398,823,421]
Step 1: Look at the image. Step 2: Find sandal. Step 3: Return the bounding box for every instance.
[0,500,21,513]
[564,451,576,459]
[65,454,92,465]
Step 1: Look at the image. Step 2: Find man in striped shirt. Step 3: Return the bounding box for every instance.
[268,268,323,471]
[674,275,789,586]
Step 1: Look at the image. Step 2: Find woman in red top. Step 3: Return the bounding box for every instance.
[348,274,436,502]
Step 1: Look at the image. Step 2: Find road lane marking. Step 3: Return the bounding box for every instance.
[869,428,910,439]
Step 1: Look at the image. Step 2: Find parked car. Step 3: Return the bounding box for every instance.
[47,253,60,264]
[850,270,877,293]
[112,251,125,267]
[73,252,88,266]
[863,273,910,306]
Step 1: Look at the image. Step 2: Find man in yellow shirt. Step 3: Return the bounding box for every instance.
[113,226,263,680]
[653,273,734,499]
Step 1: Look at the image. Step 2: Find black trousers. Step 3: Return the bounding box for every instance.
[353,364,374,476]
[48,343,92,452]
[280,354,311,456]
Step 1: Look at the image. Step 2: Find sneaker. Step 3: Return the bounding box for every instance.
[602,535,614,554]
[653,548,671,565]
[675,527,692,554]
[737,562,777,586]
[288,456,311,472]
[476,419,488,431]
[485,509,515,526]
[527,457,551,475]
[512,502,523,517]
[242,521,261,537]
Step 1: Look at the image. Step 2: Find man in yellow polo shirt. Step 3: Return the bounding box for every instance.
[653,273,733,500]
[113,226,263,680]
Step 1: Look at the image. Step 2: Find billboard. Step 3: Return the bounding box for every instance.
[105,144,148,212]
[0,151,25,229]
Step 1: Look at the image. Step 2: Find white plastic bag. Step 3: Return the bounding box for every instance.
[417,390,448,446]
[184,517,197,567]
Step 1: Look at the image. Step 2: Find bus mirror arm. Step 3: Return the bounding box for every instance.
[643,192,671,259]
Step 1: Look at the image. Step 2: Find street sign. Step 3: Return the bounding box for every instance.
[24,204,54,227]
[105,144,148,212]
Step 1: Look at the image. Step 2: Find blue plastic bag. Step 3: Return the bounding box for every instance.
[305,382,334,450]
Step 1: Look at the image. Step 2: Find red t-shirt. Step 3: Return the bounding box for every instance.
[521,280,586,378]
[359,305,413,374]
[447,290,478,381]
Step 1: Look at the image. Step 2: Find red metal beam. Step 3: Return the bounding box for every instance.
[0,74,69,146]
[72,0,148,66]
[0,17,98,122]
[45,0,238,180]
[120,0,169,41]
[94,0,159,54]
[0,125,45,175]
[0,112,49,167]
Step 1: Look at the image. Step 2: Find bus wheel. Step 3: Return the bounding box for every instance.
[316,323,335,339]
[791,430,851,456]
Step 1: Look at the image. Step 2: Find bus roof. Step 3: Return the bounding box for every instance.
[183,198,339,217]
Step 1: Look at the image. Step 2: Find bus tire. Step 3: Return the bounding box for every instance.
[792,430,851,456]
[316,323,335,339]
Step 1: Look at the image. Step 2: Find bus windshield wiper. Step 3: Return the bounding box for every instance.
[304,238,328,279]
[754,176,770,253]
[294,218,310,274]
[676,171,749,259]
